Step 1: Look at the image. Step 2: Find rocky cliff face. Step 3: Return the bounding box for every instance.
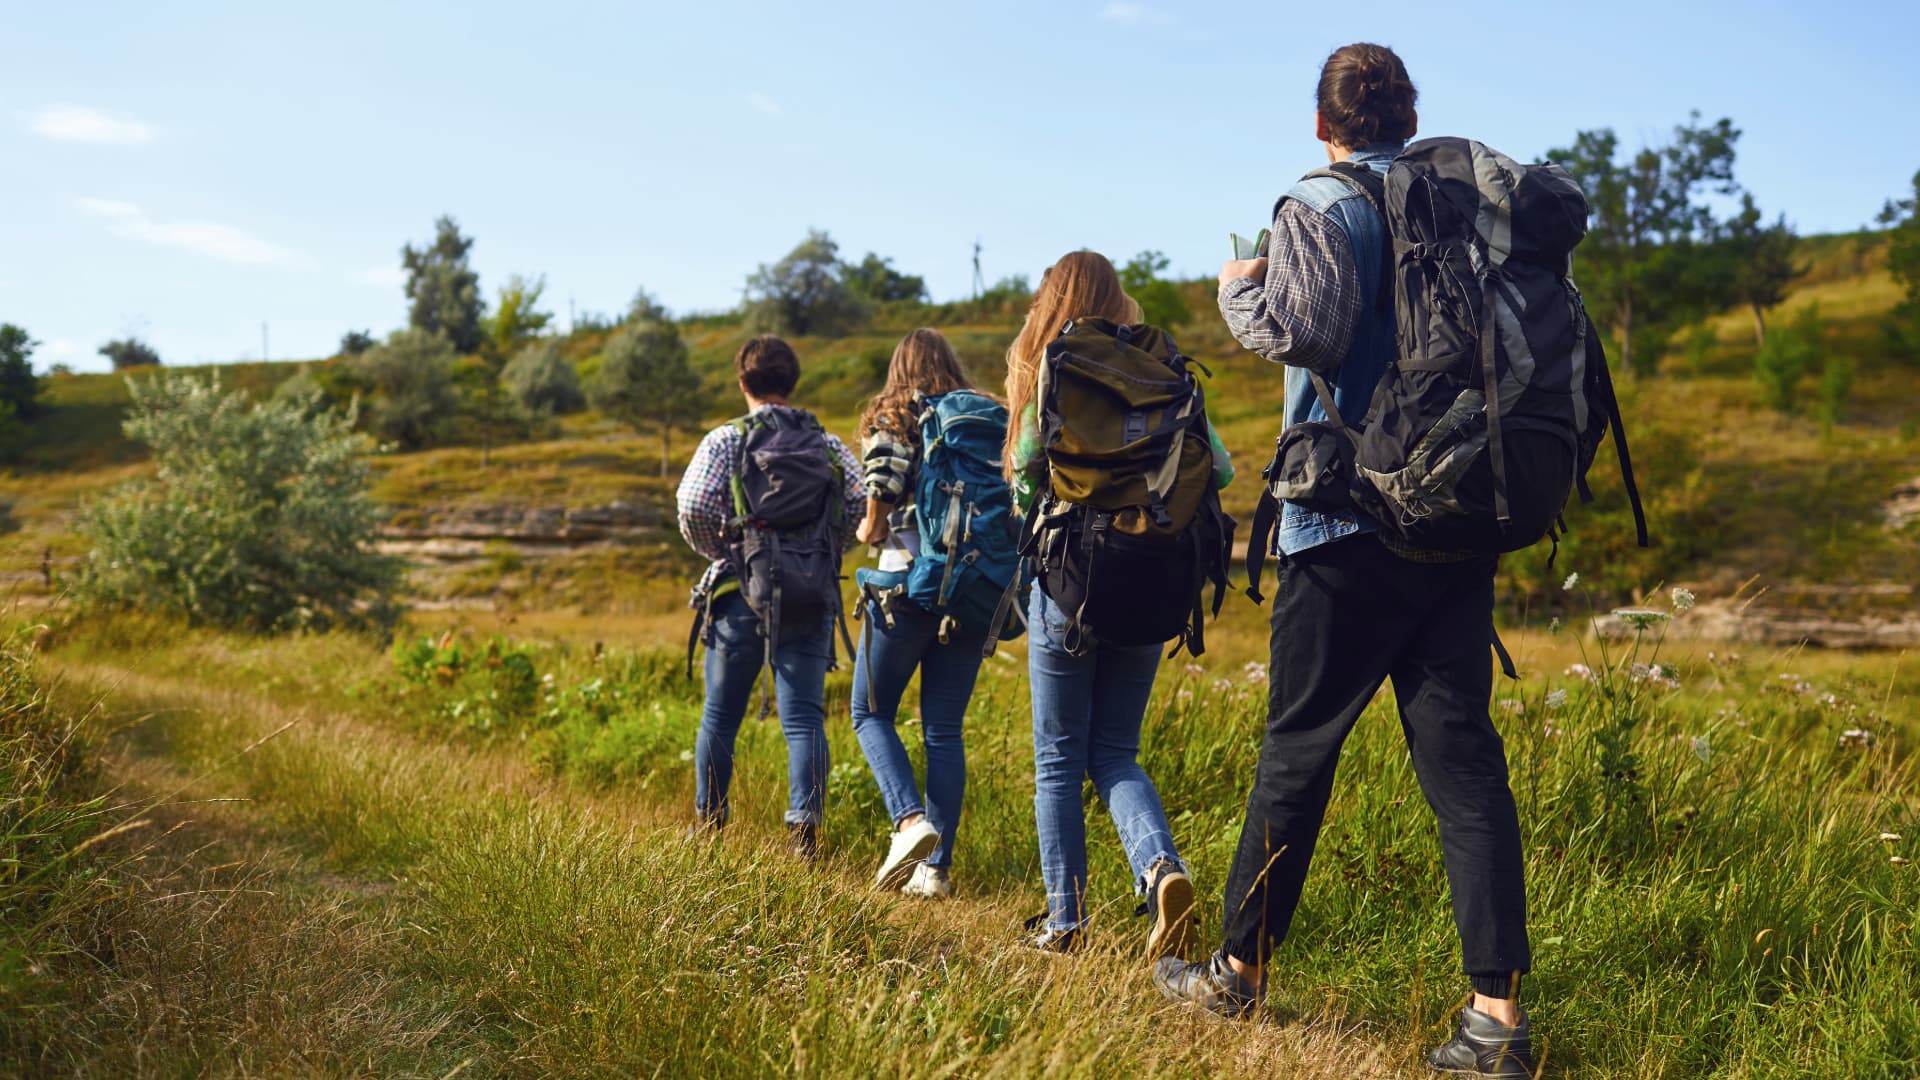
[377,500,670,560]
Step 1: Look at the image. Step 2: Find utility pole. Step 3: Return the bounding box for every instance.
[971,237,985,300]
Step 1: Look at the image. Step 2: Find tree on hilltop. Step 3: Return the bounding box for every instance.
[743,230,871,337]
[592,320,706,476]
[1119,250,1193,329]
[1721,193,1803,346]
[1550,113,1741,375]
[99,336,162,370]
[402,216,486,353]
[843,253,927,303]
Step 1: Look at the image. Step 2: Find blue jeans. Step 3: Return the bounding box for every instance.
[695,592,832,827]
[849,599,989,869]
[1027,589,1183,931]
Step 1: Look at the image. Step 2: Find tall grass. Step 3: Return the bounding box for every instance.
[33,597,1917,1076]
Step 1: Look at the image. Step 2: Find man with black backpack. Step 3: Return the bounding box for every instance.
[1150,43,1648,1079]
[678,335,865,861]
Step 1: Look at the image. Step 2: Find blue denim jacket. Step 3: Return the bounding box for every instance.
[1274,143,1401,555]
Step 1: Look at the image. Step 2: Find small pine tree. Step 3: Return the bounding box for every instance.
[591,320,706,476]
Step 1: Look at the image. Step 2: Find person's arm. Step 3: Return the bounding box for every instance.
[1009,403,1045,513]
[1204,417,1235,491]
[858,425,915,543]
[674,427,735,563]
[1217,198,1362,372]
[826,433,867,551]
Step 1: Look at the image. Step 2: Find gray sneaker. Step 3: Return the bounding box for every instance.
[1426,1006,1534,1078]
[1152,952,1259,1018]
[1141,859,1198,960]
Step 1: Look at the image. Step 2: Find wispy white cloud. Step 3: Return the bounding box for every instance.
[352,265,407,289]
[746,91,783,117]
[75,196,308,268]
[30,104,157,145]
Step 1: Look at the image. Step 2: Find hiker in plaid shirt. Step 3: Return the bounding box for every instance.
[675,335,862,860]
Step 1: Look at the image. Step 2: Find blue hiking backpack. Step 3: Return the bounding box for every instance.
[857,390,1026,642]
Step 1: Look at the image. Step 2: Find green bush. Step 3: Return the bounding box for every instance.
[350,329,457,449]
[73,373,403,634]
[502,339,585,415]
[1753,303,1821,413]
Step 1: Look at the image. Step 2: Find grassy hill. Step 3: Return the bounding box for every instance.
[8,231,1914,624]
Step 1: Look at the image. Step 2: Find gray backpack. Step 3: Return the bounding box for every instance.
[688,406,854,707]
[1247,137,1648,593]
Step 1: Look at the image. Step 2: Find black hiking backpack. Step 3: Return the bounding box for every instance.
[1246,137,1648,597]
[1017,319,1237,656]
[688,406,855,708]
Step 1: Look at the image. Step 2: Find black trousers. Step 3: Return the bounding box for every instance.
[1221,534,1529,997]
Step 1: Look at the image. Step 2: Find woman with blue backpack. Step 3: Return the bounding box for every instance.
[850,328,1020,899]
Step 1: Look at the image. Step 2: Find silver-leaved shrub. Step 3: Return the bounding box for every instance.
[75,373,403,633]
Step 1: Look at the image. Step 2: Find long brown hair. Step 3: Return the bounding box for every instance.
[1002,251,1141,479]
[1316,42,1417,150]
[858,327,975,439]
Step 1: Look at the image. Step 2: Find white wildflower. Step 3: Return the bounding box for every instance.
[679,749,694,762]
[1241,661,1269,684]
[1878,832,1903,843]
[1545,688,1569,709]
[1562,572,1580,591]
[1499,699,1526,715]
[1690,735,1712,763]
[1184,663,1205,677]
[1548,616,1562,633]
[1893,856,1911,867]
[1611,608,1672,631]
[1564,663,1595,682]
[1671,587,1696,612]
[1839,728,1875,749]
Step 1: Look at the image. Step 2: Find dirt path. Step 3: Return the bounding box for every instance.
[36,657,1416,1079]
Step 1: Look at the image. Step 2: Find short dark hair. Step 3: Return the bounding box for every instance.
[1317,42,1418,151]
[735,335,800,399]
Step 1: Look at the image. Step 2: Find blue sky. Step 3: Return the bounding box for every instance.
[4,0,1915,372]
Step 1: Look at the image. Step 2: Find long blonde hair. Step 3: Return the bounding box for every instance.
[1002,251,1141,479]
[858,328,975,440]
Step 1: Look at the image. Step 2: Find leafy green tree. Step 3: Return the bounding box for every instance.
[592,320,705,476]
[1879,169,1920,361]
[488,273,554,355]
[627,288,671,324]
[99,337,162,370]
[0,324,42,420]
[1721,193,1803,345]
[73,372,403,633]
[402,216,486,353]
[743,229,871,337]
[1550,113,1741,375]
[350,329,457,449]
[843,253,927,303]
[502,340,585,415]
[338,329,376,356]
[1118,250,1193,329]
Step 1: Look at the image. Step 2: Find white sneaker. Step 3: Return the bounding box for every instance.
[902,863,952,899]
[873,818,940,891]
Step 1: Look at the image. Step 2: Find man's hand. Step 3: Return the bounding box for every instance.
[856,510,889,546]
[1220,257,1268,288]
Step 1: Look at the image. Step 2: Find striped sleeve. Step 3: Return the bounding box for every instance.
[860,423,917,504]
